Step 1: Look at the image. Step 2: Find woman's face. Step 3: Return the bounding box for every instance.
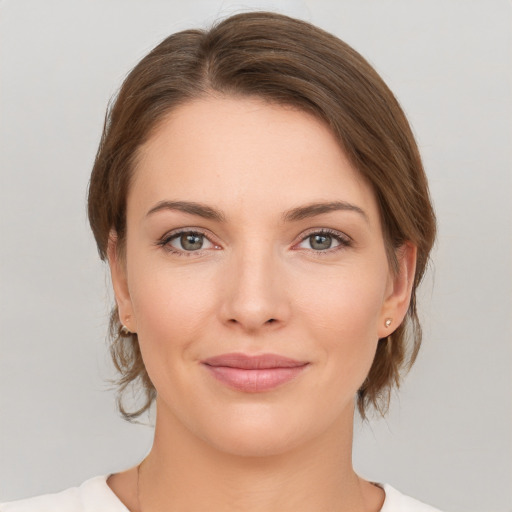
[111,96,412,456]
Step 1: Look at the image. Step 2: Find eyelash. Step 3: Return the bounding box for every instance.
[156,228,352,257]
[156,228,218,257]
[294,228,353,255]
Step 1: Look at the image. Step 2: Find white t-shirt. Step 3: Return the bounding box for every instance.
[0,475,442,511]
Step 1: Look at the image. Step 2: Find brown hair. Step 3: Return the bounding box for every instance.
[88,11,436,420]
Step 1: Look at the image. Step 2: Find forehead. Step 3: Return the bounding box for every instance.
[130,96,379,224]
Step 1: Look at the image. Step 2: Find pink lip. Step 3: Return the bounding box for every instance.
[201,353,309,392]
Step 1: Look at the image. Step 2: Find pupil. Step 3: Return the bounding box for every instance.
[310,234,332,250]
[181,233,203,251]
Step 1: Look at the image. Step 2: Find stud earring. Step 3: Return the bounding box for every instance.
[121,325,131,335]
[384,318,392,328]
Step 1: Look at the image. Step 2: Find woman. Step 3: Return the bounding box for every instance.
[2,11,439,512]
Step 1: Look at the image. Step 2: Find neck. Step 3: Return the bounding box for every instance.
[137,398,380,512]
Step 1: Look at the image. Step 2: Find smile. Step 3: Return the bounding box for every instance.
[201,353,310,392]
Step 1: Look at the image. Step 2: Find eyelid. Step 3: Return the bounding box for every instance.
[156,227,222,255]
[155,226,352,255]
[292,227,353,251]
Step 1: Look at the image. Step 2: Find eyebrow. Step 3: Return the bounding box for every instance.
[146,200,368,224]
[146,200,226,222]
[282,201,369,223]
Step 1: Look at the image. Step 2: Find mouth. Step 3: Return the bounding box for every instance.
[201,353,310,393]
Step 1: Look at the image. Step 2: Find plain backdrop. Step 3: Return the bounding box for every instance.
[1,1,511,511]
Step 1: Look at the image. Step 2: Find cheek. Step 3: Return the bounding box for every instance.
[294,264,388,381]
[296,263,387,337]
[127,261,218,362]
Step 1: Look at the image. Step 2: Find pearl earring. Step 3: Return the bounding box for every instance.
[384,318,392,328]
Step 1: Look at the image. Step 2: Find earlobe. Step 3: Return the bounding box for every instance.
[107,231,137,333]
[378,242,417,338]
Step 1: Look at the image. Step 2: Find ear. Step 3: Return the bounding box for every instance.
[378,242,417,338]
[107,231,137,333]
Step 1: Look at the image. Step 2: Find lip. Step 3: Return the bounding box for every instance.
[201,353,309,392]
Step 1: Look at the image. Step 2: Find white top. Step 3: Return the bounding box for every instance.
[0,475,442,511]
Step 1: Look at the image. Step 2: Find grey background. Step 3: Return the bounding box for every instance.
[1,1,511,511]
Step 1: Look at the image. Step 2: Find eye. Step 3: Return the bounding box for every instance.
[159,230,219,254]
[307,233,337,250]
[295,229,351,252]
[172,232,208,251]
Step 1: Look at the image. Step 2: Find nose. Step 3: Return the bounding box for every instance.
[219,244,290,333]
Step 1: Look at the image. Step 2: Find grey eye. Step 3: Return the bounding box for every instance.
[164,230,216,254]
[180,233,204,251]
[309,234,333,250]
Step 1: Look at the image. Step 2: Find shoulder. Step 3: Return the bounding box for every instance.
[0,476,128,512]
[380,483,443,512]
[1,477,443,512]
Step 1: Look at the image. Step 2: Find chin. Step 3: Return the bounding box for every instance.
[206,423,307,458]
[194,402,334,459]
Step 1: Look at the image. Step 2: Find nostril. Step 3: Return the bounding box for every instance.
[266,318,276,324]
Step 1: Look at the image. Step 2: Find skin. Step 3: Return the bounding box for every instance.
[107,96,416,511]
